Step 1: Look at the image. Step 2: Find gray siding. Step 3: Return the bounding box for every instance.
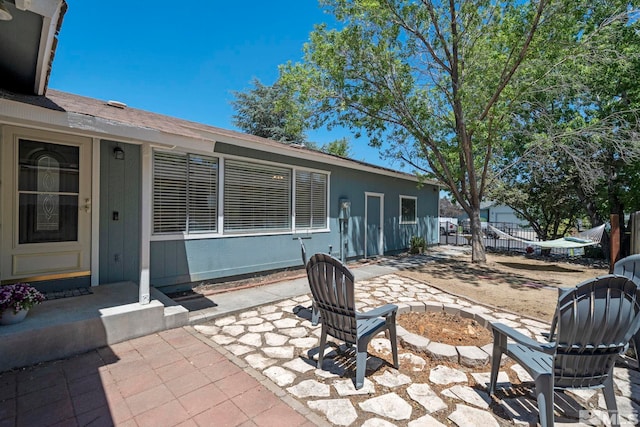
[99,140,141,284]
[150,143,438,290]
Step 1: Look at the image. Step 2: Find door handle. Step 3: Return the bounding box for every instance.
[81,198,91,213]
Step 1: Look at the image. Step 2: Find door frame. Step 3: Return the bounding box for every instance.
[364,192,384,258]
[1,126,93,283]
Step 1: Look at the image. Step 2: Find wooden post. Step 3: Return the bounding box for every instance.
[631,211,640,255]
[610,214,621,273]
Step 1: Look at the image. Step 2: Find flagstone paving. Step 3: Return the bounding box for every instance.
[194,273,640,426]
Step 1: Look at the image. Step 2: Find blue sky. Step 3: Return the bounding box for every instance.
[48,1,407,171]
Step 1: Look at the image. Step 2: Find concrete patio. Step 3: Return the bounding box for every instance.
[0,282,189,373]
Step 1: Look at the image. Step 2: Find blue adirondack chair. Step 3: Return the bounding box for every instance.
[614,254,640,365]
[489,275,640,427]
[305,252,399,389]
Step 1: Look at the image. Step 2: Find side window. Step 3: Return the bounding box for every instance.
[400,196,417,224]
[153,151,218,234]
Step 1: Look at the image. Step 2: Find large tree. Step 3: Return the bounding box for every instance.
[493,2,640,244]
[230,78,308,144]
[231,78,354,157]
[280,0,559,263]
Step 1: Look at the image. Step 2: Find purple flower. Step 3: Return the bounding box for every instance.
[0,283,45,316]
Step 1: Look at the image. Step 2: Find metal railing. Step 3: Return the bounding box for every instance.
[439,221,595,258]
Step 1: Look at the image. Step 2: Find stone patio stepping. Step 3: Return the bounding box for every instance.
[264,366,297,386]
[372,370,411,388]
[406,383,447,413]
[308,399,358,426]
[287,379,331,398]
[448,404,499,427]
[359,393,412,421]
[442,385,491,409]
[334,378,375,396]
[408,414,447,427]
[196,271,638,427]
[429,365,468,385]
[360,419,396,427]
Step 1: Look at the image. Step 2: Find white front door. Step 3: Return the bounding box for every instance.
[1,127,92,283]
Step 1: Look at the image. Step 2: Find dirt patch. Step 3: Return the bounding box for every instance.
[398,311,493,347]
[397,249,609,322]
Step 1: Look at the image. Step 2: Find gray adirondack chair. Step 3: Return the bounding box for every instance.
[305,252,399,389]
[489,275,640,427]
[614,254,640,365]
[614,254,640,282]
[298,238,320,326]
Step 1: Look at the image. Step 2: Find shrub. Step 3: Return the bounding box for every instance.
[409,236,426,254]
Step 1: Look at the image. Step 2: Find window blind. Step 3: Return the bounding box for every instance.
[153,152,187,233]
[295,170,327,229]
[187,155,218,232]
[224,159,291,232]
[153,152,218,234]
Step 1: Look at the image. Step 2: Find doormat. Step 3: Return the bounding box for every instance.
[44,287,93,301]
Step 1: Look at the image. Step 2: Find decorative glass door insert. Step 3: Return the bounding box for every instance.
[18,140,80,244]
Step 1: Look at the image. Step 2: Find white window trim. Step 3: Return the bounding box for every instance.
[399,195,418,225]
[152,150,220,236]
[150,150,331,240]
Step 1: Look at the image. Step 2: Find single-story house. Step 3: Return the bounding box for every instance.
[0,0,440,304]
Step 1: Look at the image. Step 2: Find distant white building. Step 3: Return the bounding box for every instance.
[458,201,529,228]
[481,201,529,227]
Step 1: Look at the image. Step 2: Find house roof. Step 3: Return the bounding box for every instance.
[0,87,439,185]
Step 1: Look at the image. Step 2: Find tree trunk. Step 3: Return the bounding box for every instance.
[575,182,603,227]
[469,208,486,263]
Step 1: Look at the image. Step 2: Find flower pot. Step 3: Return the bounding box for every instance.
[0,308,29,325]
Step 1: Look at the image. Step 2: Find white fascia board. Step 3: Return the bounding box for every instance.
[34,14,56,95]
[0,98,216,152]
[15,0,62,18]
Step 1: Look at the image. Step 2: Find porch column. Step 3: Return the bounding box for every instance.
[139,144,151,304]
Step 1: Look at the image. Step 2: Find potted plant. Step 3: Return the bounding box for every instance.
[409,236,426,254]
[0,283,45,325]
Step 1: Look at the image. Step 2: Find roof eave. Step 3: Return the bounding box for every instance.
[16,0,68,95]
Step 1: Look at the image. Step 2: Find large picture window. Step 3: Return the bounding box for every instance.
[295,170,327,229]
[400,195,417,224]
[224,159,291,232]
[152,151,329,236]
[153,152,218,234]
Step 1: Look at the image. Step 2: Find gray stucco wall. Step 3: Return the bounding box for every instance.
[150,144,438,291]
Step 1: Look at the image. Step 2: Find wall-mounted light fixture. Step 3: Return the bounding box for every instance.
[113,144,125,160]
[0,0,13,21]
